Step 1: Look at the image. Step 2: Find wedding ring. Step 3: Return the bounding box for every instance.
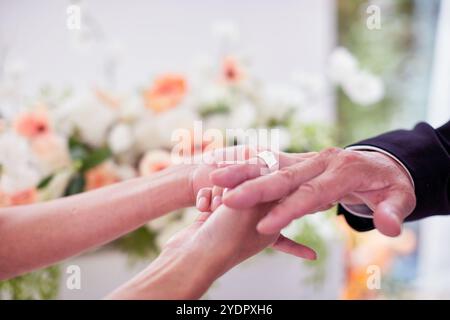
[256,150,279,174]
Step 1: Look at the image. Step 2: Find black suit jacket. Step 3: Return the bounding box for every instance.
[338,121,450,231]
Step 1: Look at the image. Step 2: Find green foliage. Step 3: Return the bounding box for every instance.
[336,0,416,145]
[199,101,230,118]
[293,219,329,286]
[64,173,86,196]
[0,266,60,300]
[68,136,112,173]
[287,122,336,152]
[37,174,54,189]
[113,227,160,263]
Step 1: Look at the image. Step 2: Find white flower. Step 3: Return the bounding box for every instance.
[291,71,327,99]
[118,97,146,122]
[262,84,305,121]
[328,47,358,84]
[228,102,256,130]
[133,114,164,152]
[0,132,41,193]
[341,70,385,106]
[114,164,137,180]
[156,108,198,147]
[195,84,230,110]
[108,123,134,154]
[69,98,117,147]
[31,134,71,175]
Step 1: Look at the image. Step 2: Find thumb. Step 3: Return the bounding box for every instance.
[373,190,416,237]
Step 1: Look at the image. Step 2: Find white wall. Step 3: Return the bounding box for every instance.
[0,0,335,94]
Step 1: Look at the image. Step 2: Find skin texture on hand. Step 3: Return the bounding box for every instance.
[107,202,316,299]
[195,186,316,259]
[210,147,416,237]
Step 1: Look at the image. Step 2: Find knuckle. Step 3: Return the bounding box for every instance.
[337,150,363,165]
[277,167,295,183]
[320,147,343,158]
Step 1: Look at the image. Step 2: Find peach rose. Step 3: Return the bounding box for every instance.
[31,134,71,173]
[0,188,38,206]
[143,74,187,112]
[139,150,172,176]
[222,56,244,84]
[85,162,119,191]
[13,107,51,139]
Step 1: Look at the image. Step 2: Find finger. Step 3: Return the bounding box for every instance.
[210,145,257,165]
[196,188,212,212]
[257,172,357,234]
[212,153,317,188]
[373,188,416,237]
[210,159,266,188]
[211,186,224,211]
[222,156,327,209]
[272,234,317,260]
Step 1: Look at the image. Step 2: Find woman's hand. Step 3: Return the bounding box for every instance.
[195,186,314,259]
[107,201,316,299]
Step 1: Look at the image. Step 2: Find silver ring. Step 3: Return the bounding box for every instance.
[256,150,279,174]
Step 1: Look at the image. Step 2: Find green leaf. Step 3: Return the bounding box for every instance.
[114,227,159,263]
[0,265,60,300]
[80,147,112,172]
[68,136,89,161]
[64,174,86,196]
[37,175,54,190]
[199,101,230,118]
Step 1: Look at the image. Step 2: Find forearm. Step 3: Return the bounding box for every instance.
[106,246,221,300]
[0,164,194,280]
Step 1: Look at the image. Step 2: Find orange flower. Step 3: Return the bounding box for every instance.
[85,162,119,191]
[139,150,172,176]
[222,56,244,84]
[14,107,51,139]
[144,74,187,112]
[8,188,37,206]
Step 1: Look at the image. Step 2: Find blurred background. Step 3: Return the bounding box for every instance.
[0,0,448,299]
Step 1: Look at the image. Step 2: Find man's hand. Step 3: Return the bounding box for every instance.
[210,147,416,237]
[187,145,315,205]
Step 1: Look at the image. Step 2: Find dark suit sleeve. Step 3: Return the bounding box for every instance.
[338,121,450,231]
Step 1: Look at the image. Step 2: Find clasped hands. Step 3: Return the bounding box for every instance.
[108,145,416,299]
[193,145,416,256]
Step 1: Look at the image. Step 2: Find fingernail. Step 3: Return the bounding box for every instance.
[308,251,318,261]
[197,196,207,210]
[212,196,222,210]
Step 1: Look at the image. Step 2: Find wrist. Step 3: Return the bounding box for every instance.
[107,244,221,299]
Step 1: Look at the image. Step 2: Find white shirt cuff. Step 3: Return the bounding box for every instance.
[339,145,415,219]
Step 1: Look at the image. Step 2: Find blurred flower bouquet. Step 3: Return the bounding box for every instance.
[0,21,384,298]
